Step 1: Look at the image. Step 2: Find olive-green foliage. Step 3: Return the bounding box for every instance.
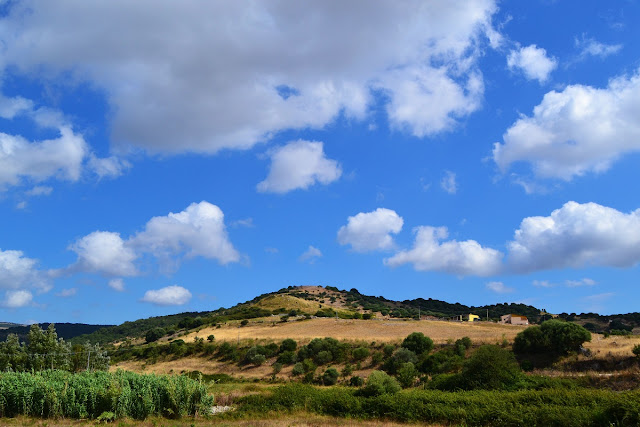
[633,344,640,358]
[514,320,591,356]
[352,347,370,362]
[0,324,108,373]
[436,345,524,391]
[297,338,347,365]
[243,346,268,366]
[396,362,418,388]
[360,371,401,397]
[145,327,165,343]
[236,383,640,426]
[277,350,297,365]
[349,376,364,387]
[419,347,464,375]
[401,332,434,355]
[291,362,305,376]
[0,370,212,420]
[279,338,297,353]
[383,347,418,375]
[322,368,340,386]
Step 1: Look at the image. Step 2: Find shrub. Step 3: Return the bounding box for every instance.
[279,338,297,353]
[458,345,524,390]
[272,362,283,375]
[360,371,401,397]
[277,350,297,365]
[244,346,267,366]
[352,347,370,362]
[314,350,333,365]
[396,362,418,388]
[633,344,640,358]
[349,375,364,387]
[341,364,354,377]
[240,320,249,326]
[402,332,434,355]
[383,344,395,357]
[145,328,165,344]
[322,368,340,386]
[383,348,418,374]
[207,334,215,342]
[514,320,591,356]
[292,362,305,376]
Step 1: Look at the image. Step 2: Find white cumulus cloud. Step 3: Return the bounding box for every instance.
[385,226,503,276]
[69,231,138,277]
[141,285,192,306]
[0,1,499,154]
[507,201,640,273]
[338,208,404,252]
[507,44,557,83]
[0,126,88,191]
[3,290,33,308]
[132,201,239,265]
[576,37,622,59]
[257,140,341,194]
[0,249,49,292]
[494,69,640,180]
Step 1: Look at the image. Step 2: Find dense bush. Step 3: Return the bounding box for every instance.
[279,338,297,353]
[322,368,340,386]
[514,320,591,356]
[360,371,401,397]
[352,347,370,362]
[0,370,212,420]
[401,332,434,355]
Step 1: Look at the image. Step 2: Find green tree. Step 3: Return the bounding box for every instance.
[322,367,340,385]
[396,362,418,388]
[402,332,434,355]
[361,370,401,396]
[514,320,591,356]
[145,327,165,344]
[459,345,523,390]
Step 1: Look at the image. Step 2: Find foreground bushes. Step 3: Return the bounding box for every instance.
[0,370,212,420]
[235,383,640,426]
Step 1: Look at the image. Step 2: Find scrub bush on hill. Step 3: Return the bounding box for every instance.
[514,320,591,356]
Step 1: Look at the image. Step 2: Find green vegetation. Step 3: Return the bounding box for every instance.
[232,383,640,426]
[514,320,591,357]
[0,324,109,373]
[0,370,212,420]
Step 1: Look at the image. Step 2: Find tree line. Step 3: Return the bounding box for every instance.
[0,324,109,372]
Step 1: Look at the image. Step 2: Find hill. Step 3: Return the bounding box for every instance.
[0,322,113,342]
[68,285,638,346]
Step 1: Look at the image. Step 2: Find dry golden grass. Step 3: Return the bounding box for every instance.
[584,333,640,357]
[182,317,526,345]
[255,294,333,313]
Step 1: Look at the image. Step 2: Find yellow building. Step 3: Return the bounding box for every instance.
[466,314,480,322]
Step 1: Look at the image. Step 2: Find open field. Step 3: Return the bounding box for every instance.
[179,317,528,345]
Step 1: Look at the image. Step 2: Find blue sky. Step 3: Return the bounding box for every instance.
[1,1,640,324]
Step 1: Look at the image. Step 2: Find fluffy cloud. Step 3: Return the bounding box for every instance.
[88,155,131,179]
[338,208,404,252]
[299,246,322,263]
[257,141,341,193]
[141,285,192,306]
[493,69,640,180]
[0,249,49,292]
[440,171,457,194]
[69,231,138,277]
[507,44,557,83]
[507,202,640,273]
[71,202,240,277]
[385,226,503,276]
[486,281,513,293]
[0,126,88,191]
[0,1,498,153]
[3,290,33,308]
[132,201,239,265]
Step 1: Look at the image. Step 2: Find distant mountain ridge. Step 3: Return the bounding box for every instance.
[0,323,113,343]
